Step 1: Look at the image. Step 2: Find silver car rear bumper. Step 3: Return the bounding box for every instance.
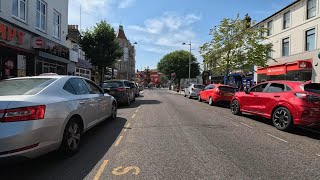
[0,119,63,159]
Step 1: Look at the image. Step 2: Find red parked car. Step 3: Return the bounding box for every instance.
[199,84,235,105]
[230,81,320,131]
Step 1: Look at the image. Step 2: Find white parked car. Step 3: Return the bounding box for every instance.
[184,83,205,99]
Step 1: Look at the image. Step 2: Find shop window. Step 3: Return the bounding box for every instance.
[307,0,316,19]
[53,10,61,39]
[282,38,289,57]
[12,0,27,21]
[306,28,315,51]
[283,11,290,29]
[36,0,46,31]
[267,20,273,36]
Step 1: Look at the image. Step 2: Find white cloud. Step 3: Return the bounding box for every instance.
[118,0,136,8]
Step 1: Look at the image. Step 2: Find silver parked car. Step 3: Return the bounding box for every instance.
[0,75,117,159]
[184,83,205,99]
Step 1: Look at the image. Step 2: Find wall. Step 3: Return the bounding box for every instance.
[0,0,68,46]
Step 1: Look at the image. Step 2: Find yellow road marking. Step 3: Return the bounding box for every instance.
[94,160,109,180]
[124,123,131,132]
[132,114,136,119]
[115,136,123,147]
[112,166,141,176]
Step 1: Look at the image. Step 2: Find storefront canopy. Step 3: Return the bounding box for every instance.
[257,60,312,76]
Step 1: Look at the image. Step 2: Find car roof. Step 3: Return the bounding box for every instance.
[7,75,90,81]
[260,80,307,86]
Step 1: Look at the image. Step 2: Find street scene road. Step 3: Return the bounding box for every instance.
[2,88,320,180]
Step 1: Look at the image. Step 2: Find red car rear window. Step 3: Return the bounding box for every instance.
[303,83,320,94]
[218,86,235,93]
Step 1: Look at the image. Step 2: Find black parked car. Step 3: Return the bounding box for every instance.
[100,80,136,105]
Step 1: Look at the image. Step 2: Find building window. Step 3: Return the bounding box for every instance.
[267,50,272,59]
[283,11,290,29]
[267,20,273,36]
[12,0,26,21]
[306,28,315,51]
[282,38,290,57]
[53,10,60,39]
[36,0,46,31]
[307,0,317,19]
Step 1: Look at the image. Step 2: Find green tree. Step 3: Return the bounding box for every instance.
[144,68,151,85]
[80,20,123,83]
[160,75,168,85]
[200,15,273,81]
[157,50,200,85]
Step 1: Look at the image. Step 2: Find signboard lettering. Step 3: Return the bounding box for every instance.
[0,23,25,44]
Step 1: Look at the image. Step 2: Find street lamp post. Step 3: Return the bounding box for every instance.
[182,40,192,84]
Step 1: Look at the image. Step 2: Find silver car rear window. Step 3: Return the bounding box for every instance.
[102,82,124,88]
[194,85,205,89]
[0,78,56,96]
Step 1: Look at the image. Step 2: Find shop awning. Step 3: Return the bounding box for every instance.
[257,60,312,76]
[38,51,70,64]
[77,58,93,69]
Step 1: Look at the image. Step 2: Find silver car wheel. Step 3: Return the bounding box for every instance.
[111,103,117,120]
[67,123,80,150]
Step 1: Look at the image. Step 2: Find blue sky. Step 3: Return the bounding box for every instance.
[68,0,294,70]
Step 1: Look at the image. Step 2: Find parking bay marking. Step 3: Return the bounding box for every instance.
[94,160,109,180]
[240,122,254,129]
[267,133,288,143]
[135,109,139,113]
[132,114,136,119]
[115,136,123,147]
[112,166,140,176]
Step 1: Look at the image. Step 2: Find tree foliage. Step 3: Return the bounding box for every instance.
[157,50,200,83]
[200,15,273,77]
[80,20,123,82]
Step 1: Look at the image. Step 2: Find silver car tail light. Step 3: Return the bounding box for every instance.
[0,105,46,122]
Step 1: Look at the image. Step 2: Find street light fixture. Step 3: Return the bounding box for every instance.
[182,40,192,84]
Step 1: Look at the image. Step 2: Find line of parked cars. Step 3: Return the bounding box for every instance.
[0,74,142,160]
[185,81,320,131]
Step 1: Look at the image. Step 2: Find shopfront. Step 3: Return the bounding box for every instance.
[0,20,35,79]
[257,60,312,82]
[32,36,69,75]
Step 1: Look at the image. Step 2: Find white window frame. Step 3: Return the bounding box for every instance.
[12,0,27,22]
[307,0,317,19]
[36,0,46,32]
[304,27,317,51]
[283,11,290,29]
[53,10,61,39]
[267,20,273,36]
[281,37,290,57]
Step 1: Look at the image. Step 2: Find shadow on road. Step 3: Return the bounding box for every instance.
[0,117,127,180]
[241,114,320,140]
[118,99,162,109]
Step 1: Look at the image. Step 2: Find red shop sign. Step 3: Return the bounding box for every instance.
[267,66,287,75]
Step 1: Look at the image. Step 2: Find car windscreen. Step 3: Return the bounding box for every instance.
[218,86,235,93]
[303,83,320,94]
[0,78,56,96]
[194,85,205,89]
[102,82,124,88]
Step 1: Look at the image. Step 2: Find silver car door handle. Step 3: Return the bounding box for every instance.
[97,98,102,101]
[79,101,85,104]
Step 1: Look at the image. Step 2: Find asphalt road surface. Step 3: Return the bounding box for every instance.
[2,88,320,180]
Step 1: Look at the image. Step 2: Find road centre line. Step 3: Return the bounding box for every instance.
[267,133,288,143]
[240,122,254,129]
[115,136,124,147]
[94,160,109,180]
[124,123,131,132]
[132,114,136,119]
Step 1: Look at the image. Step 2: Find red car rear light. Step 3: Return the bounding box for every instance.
[116,88,126,92]
[0,105,46,122]
[295,93,308,99]
[295,93,320,101]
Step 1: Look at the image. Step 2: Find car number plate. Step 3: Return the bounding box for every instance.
[224,93,232,96]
